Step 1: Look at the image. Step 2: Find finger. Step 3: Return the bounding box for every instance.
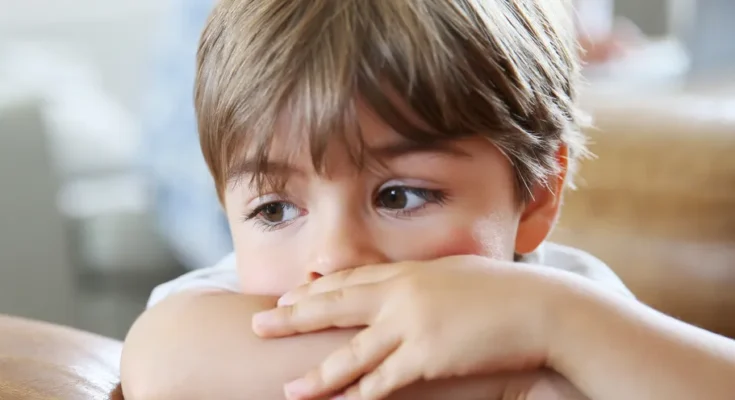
[253,283,383,337]
[279,263,405,306]
[283,324,401,400]
[525,371,589,400]
[344,345,422,400]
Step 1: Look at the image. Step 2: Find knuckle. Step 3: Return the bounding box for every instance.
[403,274,423,292]
[344,266,360,284]
[286,288,307,304]
[304,282,319,296]
[327,287,347,304]
[286,302,302,321]
[360,367,389,400]
[306,366,324,387]
[421,354,443,380]
[334,286,347,300]
[315,358,335,386]
[310,276,331,294]
[289,299,318,325]
[347,333,366,364]
[392,276,416,296]
[393,277,424,306]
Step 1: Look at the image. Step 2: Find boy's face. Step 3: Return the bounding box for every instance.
[224,104,564,296]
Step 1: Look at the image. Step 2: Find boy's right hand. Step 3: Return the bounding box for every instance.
[253,255,589,400]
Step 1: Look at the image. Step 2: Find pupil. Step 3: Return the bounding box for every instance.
[263,204,284,221]
[381,188,407,209]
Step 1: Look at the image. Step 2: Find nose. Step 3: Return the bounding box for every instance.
[306,217,389,281]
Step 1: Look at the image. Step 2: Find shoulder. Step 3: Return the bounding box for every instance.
[147,253,240,308]
[524,242,634,298]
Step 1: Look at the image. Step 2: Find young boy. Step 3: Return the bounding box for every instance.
[121,1,735,399]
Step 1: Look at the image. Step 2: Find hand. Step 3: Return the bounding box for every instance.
[252,255,575,400]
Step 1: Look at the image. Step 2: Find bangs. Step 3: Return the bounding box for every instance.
[196,0,583,202]
[227,84,475,197]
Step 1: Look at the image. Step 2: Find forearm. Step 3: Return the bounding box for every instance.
[550,281,735,400]
[122,292,584,400]
[391,370,587,400]
[121,292,355,399]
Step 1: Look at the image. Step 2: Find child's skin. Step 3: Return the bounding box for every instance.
[121,1,735,398]
[256,257,735,400]
[122,99,735,400]
[121,101,589,399]
[223,102,560,296]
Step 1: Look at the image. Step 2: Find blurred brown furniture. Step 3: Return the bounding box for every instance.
[0,314,123,399]
[553,93,735,338]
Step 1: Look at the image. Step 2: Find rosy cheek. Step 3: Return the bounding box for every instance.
[425,218,515,261]
[426,228,487,259]
[236,255,299,296]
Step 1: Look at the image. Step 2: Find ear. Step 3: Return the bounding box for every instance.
[514,145,568,254]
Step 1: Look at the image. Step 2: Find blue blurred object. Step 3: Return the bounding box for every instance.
[141,0,232,270]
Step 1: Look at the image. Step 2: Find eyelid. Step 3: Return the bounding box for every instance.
[247,193,284,209]
[378,179,429,190]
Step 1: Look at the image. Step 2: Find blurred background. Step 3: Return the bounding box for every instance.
[0,0,733,341]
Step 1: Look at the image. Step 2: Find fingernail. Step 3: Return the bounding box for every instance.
[252,311,274,329]
[284,378,315,398]
[278,293,295,307]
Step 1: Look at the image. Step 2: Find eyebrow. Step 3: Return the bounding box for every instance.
[227,160,302,185]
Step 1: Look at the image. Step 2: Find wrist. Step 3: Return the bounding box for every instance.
[531,269,607,372]
[547,274,630,385]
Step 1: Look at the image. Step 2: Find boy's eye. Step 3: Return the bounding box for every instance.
[254,202,300,224]
[376,187,440,211]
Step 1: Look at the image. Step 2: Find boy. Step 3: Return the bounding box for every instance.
[122,0,636,398]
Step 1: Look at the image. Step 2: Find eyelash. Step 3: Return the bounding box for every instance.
[253,218,287,232]
[242,203,298,232]
[242,187,449,231]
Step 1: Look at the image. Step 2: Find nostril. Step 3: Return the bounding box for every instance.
[307,271,323,282]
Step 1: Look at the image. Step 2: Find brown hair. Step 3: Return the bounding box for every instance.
[195,0,587,204]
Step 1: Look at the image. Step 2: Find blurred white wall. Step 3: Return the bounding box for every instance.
[0,0,171,111]
[0,0,175,332]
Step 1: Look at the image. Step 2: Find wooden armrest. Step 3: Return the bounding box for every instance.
[0,314,123,399]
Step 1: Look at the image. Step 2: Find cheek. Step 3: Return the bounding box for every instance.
[231,231,305,296]
[426,228,485,259]
[473,212,519,260]
[422,214,517,261]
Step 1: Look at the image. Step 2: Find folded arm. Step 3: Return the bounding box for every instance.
[549,280,735,400]
[121,291,585,400]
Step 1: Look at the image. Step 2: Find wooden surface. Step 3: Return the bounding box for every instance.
[553,94,735,338]
[0,314,123,400]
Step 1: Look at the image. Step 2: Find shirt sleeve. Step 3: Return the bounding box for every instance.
[147,253,241,308]
[523,242,635,298]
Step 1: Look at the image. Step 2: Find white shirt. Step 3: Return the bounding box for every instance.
[148,242,633,308]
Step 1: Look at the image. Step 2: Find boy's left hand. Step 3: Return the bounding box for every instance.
[252,255,573,400]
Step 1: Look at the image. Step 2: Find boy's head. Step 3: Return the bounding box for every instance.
[196,0,586,295]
